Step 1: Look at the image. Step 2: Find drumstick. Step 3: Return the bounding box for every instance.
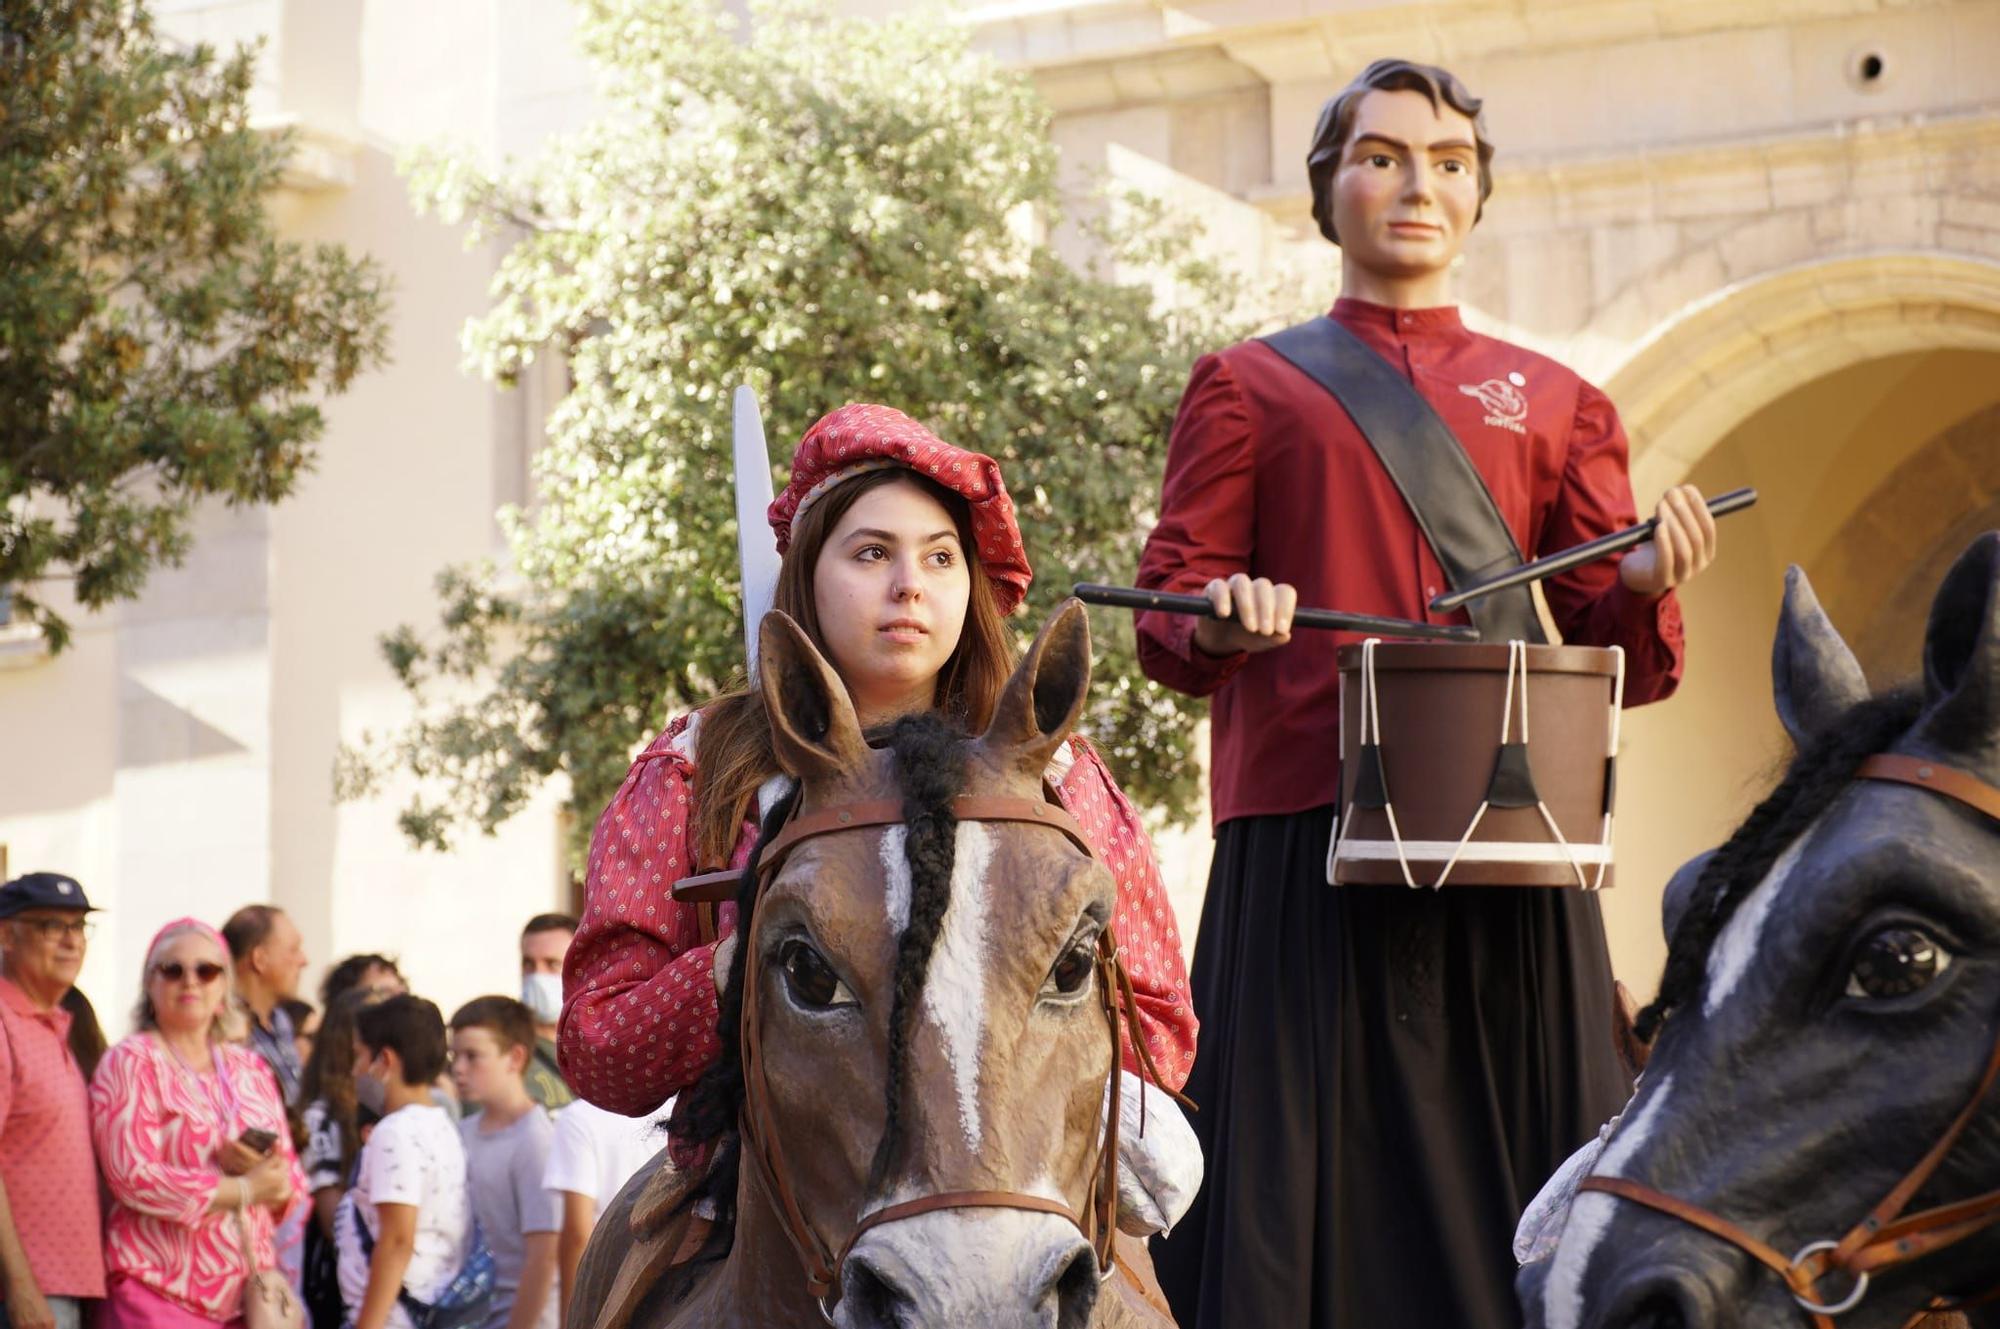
[1072,584,1481,642]
[1427,487,1758,614]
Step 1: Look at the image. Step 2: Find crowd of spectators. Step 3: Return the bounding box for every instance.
[0,872,662,1329]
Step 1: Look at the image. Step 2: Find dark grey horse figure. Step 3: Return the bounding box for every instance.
[1518,531,2000,1329]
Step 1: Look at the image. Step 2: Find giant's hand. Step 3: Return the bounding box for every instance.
[1619,484,1717,598]
[1108,1071,1204,1237]
[1192,574,1298,657]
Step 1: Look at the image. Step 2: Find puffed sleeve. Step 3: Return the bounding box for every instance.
[1135,352,1257,698]
[1541,379,1686,706]
[1057,741,1198,1092]
[560,725,726,1116]
[91,1041,218,1227]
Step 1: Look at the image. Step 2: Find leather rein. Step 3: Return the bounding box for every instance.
[1579,753,2000,1325]
[729,791,1170,1320]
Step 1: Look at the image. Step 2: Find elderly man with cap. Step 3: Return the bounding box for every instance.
[0,872,106,1329]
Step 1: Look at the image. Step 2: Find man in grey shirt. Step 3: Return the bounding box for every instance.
[449,998,560,1329]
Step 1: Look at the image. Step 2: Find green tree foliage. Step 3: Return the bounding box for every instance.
[0,0,389,648]
[347,0,1249,860]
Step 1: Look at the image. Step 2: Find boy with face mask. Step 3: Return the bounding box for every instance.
[339,996,480,1329]
[516,917,574,1112]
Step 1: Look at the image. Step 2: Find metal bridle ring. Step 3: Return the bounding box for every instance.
[817,1293,839,1326]
[1790,1240,1870,1317]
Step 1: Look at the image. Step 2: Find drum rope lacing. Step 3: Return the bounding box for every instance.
[1334,639,1625,890]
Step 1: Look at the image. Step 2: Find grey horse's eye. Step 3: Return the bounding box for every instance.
[1845,927,1952,1000]
[777,939,854,1010]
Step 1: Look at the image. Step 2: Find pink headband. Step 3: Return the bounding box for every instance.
[143,916,228,971]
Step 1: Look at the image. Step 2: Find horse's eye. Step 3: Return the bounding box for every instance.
[1046,942,1096,999]
[778,940,853,1010]
[1845,927,1952,1000]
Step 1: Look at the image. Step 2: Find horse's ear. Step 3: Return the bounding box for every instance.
[984,598,1092,771]
[756,611,866,781]
[1772,565,1870,746]
[1918,531,2000,756]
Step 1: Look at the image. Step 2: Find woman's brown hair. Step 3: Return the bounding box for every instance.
[691,468,1016,864]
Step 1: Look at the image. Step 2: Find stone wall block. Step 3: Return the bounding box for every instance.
[1942,196,2000,233]
[1769,150,1851,208]
[1503,234,1595,336]
[1590,221,1683,312]
[1717,211,1818,283]
[1657,159,1777,221]
[1939,224,2000,258]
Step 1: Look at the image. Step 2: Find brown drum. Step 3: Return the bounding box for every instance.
[1330,640,1624,889]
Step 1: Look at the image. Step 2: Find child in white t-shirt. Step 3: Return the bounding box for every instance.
[543,1098,666,1320]
[340,996,474,1329]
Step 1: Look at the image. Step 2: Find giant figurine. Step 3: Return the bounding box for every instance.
[1139,59,1720,1328]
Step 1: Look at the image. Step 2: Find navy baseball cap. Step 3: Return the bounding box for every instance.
[0,872,99,918]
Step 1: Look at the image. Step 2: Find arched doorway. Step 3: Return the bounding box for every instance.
[1592,255,2000,994]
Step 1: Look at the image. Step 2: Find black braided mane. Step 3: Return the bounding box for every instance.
[1636,686,1924,1042]
[663,712,970,1274]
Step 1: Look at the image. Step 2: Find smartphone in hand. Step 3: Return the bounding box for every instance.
[238,1127,278,1154]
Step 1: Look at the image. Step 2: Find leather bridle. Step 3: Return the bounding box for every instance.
[730,791,1171,1320]
[1579,753,2000,1325]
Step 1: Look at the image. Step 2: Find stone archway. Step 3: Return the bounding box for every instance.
[1602,252,2000,496]
[1581,253,2000,996]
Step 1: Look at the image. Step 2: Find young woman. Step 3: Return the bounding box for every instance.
[559,403,1197,1121]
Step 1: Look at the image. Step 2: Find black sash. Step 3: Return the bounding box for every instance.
[1261,316,1545,644]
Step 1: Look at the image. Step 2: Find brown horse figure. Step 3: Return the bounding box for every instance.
[1517,533,2000,1329]
[572,600,1186,1328]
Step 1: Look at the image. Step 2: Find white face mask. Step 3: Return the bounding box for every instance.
[355,1055,388,1116]
[521,972,563,1025]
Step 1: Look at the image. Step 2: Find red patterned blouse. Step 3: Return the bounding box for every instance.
[559,713,1197,1116]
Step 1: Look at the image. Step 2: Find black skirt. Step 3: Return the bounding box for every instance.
[1151,805,1630,1329]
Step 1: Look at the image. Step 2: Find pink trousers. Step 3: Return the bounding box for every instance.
[99,1277,242,1329]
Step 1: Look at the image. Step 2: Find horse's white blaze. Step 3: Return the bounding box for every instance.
[1704,827,1815,1015]
[925,821,997,1152]
[1543,1074,1677,1329]
[879,826,910,938]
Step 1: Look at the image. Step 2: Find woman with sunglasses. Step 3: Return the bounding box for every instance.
[92,918,308,1329]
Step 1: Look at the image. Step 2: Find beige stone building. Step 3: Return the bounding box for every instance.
[4,0,1996,1020]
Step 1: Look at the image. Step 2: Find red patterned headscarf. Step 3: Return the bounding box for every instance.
[768,404,1034,614]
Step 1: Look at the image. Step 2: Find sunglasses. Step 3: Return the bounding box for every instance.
[154,961,226,984]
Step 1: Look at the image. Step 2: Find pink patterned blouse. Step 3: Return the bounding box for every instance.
[92,1032,308,1320]
[560,712,1198,1118]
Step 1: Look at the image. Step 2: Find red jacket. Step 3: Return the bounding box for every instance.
[560,712,1198,1115]
[1137,298,1685,826]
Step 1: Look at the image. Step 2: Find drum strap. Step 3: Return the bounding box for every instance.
[1260,316,1546,645]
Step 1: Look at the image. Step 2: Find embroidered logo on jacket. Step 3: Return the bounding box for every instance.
[1459,378,1528,435]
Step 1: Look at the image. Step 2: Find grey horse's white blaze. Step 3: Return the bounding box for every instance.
[1703,823,1817,1016]
[924,821,998,1153]
[1542,1074,1678,1329]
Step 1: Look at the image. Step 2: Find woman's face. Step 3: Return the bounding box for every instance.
[811,478,971,725]
[147,932,231,1038]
